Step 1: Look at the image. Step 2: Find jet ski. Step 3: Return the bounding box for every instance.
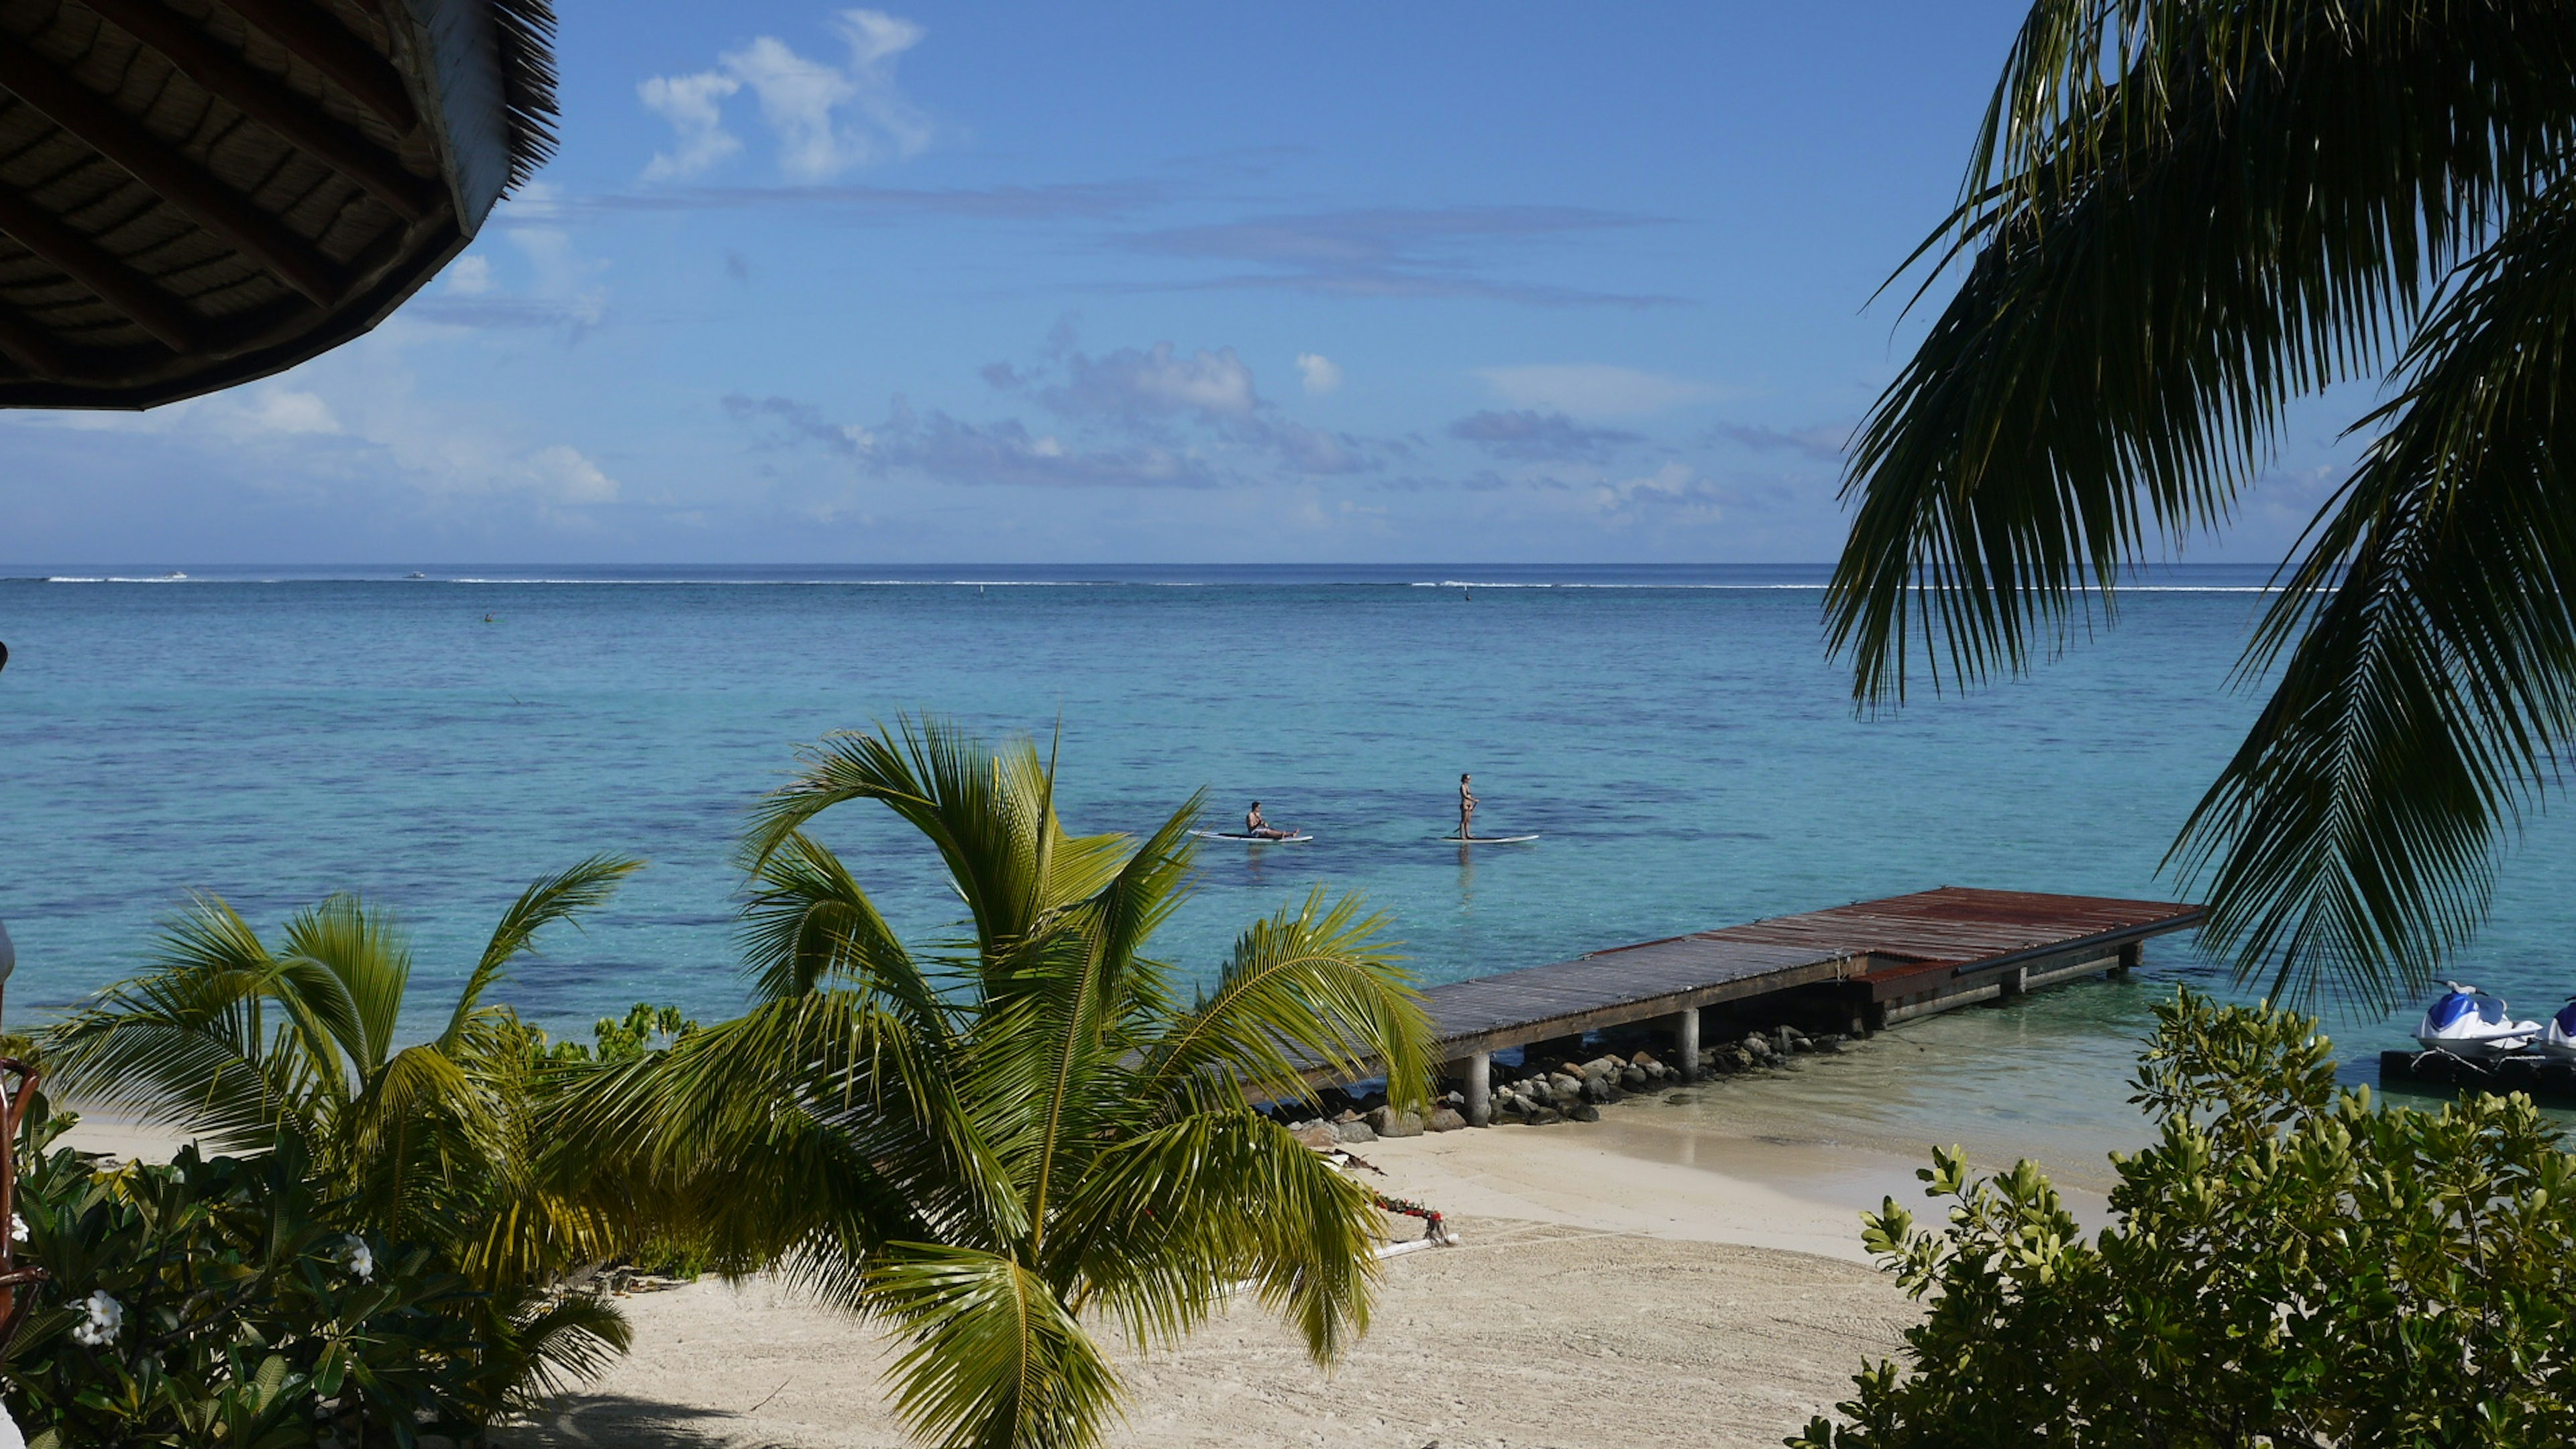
[2414,981,2541,1059]
[2536,997,2576,1063]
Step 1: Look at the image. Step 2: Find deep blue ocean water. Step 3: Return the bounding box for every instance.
[7,563,2574,1165]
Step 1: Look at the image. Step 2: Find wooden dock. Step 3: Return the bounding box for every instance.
[1426,887,2204,1124]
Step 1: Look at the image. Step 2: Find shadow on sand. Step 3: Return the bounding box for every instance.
[494,1396,746,1448]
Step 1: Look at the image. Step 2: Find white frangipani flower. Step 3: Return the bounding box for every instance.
[70,1290,122,1346]
[8,1212,23,1244]
[344,1236,375,1283]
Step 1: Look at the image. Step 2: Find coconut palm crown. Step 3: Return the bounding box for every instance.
[42,855,644,1287]
[557,718,1434,1449]
[1829,0,2576,1006]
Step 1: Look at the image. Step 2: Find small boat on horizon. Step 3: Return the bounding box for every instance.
[2415,982,2542,1059]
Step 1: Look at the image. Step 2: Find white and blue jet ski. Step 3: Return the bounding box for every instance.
[2414,981,2541,1059]
[2536,997,2576,1063]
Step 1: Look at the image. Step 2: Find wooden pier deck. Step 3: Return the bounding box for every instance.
[1426,887,2203,1124]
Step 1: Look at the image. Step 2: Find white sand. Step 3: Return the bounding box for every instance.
[500,1121,1928,1449]
[56,1103,1933,1448]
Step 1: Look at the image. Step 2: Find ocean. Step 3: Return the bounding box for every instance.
[7,563,2571,1181]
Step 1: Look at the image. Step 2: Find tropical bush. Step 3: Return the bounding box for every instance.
[1794,990,2576,1448]
[554,718,1437,1449]
[2,1095,619,1448]
[32,859,646,1437]
[44,858,641,1292]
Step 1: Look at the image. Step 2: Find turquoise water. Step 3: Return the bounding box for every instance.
[7,564,2574,1110]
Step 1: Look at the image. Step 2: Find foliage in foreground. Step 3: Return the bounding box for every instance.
[1795,990,2576,1448]
[2,1097,624,1448]
[1827,0,2576,1008]
[42,856,642,1293]
[30,859,648,1438]
[555,716,1438,1449]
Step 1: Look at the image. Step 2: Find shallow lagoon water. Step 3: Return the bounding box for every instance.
[6,563,2573,1164]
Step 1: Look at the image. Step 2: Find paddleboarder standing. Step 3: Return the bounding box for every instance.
[1458,773,1479,841]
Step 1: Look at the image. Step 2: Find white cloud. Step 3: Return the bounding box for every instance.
[639,9,932,183]
[639,71,745,180]
[445,256,494,296]
[1295,353,1342,395]
[1046,343,1257,422]
[1476,363,1713,419]
[521,445,620,503]
[234,389,341,436]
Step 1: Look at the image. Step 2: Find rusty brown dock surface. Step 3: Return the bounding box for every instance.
[1427,887,2204,1124]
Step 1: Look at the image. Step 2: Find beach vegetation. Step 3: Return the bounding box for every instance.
[28,858,647,1435]
[553,717,1436,1449]
[3,1097,622,1447]
[1829,0,2576,1008]
[1795,989,2576,1448]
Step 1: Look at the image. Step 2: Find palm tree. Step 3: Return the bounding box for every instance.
[43,857,642,1293]
[1827,0,2576,1006]
[554,718,1435,1449]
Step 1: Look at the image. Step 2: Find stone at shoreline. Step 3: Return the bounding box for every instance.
[1426,1107,1467,1132]
[1525,1106,1563,1125]
[1665,1093,1695,1106]
[1290,1123,1339,1150]
[1566,1104,1602,1123]
[1367,1106,1424,1138]
[1336,1120,1378,1143]
[1619,1066,1648,1091]
[1629,1050,1662,1069]
[1335,1108,1365,1124]
[1741,1034,1773,1060]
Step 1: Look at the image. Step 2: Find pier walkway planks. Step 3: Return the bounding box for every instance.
[1420,887,2204,1124]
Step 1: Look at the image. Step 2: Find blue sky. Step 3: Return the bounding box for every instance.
[1,3,2365,565]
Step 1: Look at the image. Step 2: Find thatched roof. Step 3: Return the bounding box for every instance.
[0,0,558,408]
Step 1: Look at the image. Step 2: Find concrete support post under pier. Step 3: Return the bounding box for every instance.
[1458,1051,1491,1126]
[1673,1006,1700,1082]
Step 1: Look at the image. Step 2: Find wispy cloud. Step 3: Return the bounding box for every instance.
[727,328,1381,488]
[1296,353,1342,395]
[1476,364,1715,419]
[1120,207,1681,307]
[1447,408,1640,463]
[539,179,1163,223]
[641,9,933,183]
[724,391,1217,489]
[1707,421,1851,463]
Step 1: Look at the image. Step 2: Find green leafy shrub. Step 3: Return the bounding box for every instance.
[1796,989,2576,1448]
[2,1099,621,1447]
[525,1003,698,1065]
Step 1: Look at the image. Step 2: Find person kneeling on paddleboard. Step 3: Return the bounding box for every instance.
[1245,802,1293,840]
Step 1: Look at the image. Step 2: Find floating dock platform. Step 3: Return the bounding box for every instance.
[1424,886,2204,1125]
[2377,1050,2576,1107]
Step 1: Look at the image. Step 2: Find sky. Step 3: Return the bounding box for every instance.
[1,3,2371,566]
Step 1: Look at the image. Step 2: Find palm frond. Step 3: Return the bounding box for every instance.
[2173,175,2576,1006]
[485,1286,633,1410]
[1138,890,1428,1114]
[738,831,935,1011]
[866,1242,1124,1449]
[278,894,409,1073]
[1044,1110,1381,1363]
[1829,0,2576,706]
[445,855,643,1048]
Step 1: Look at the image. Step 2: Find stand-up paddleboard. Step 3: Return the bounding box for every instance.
[1438,833,1538,844]
[1190,829,1315,843]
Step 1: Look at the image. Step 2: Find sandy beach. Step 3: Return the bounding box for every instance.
[485,1122,1927,1449]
